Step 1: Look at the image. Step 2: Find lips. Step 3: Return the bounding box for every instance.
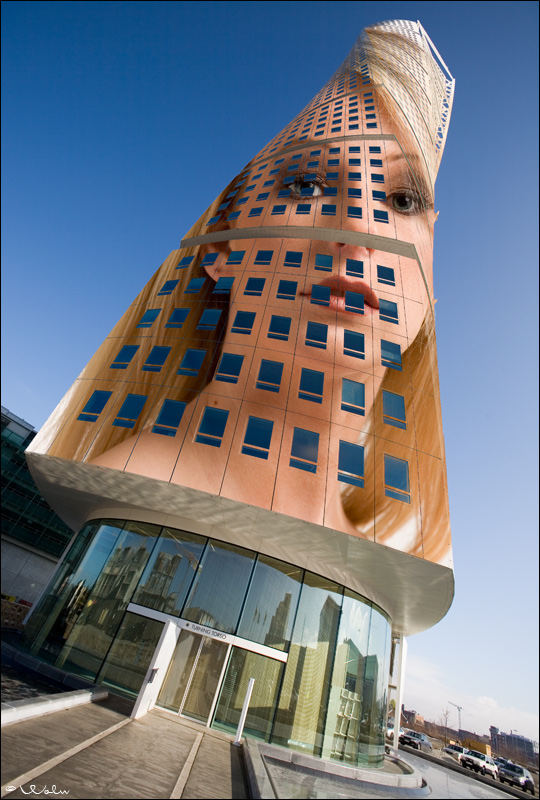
[302,276,379,314]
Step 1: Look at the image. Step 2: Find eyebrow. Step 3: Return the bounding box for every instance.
[386,151,433,203]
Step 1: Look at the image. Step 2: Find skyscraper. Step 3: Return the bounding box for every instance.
[23,19,454,767]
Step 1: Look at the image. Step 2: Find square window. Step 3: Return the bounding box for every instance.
[177,256,194,269]
[77,390,112,422]
[195,406,229,447]
[284,251,303,268]
[384,454,410,502]
[263,179,276,186]
[348,188,362,198]
[271,204,286,215]
[206,216,220,225]
[306,321,328,349]
[256,359,284,392]
[197,308,222,331]
[343,330,365,359]
[369,146,381,153]
[152,399,186,437]
[231,310,256,335]
[254,250,273,266]
[276,280,297,301]
[311,285,331,306]
[371,173,384,183]
[137,309,161,328]
[382,391,406,429]
[370,159,383,167]
[244,277,266,296]
[372,190,387,201]
[165,308,190,329]
[341,378,365,415]
[290,427,319,473]
[201,253,219,267]
[227,251,245,265]
[307,160,319,167]
[310,150,321,156]
[326,171,338,180]
[345,258,363,278]
[348,172,362,181]
[349,158,361,165]
[268,315,291,341]
[215,352,244,383]
[110,344,139,369]
[379,299,399,324]
[315,253,333,272]
[113,394,147,428]
[142,346,171,372]
[381,339,402,370]
[158,280,179,296]
[347,206,363,219]
[227,211,241,221]
[377,265,395,286]
[328,158,340,166]
[249,207,263,217]
[338,440,364,487]
[321,204,336,215]
[185,277,205,294]
[344,291,364,314]
[177,348,207,377]
[299,368,324,403]
[213,276,235,294]
[242,416,274,460]
[296,203,311,215]
[374,209,389,223]
[277,189,291,198]
[256,192,269,201]
[324,186,337,196]
[291,153,302,160]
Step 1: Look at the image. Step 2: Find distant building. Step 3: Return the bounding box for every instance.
[490,726,536,764]
[1,406,73,625]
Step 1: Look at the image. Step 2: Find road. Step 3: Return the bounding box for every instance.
[400,750,516,799]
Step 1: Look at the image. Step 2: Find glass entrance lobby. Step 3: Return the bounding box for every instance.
[23,518,391,766]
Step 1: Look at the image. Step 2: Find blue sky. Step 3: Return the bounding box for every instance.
[2,1,538,740]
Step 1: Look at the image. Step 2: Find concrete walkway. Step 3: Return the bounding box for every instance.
[1,699,248,799]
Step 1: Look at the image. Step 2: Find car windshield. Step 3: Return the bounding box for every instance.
[505,765,523,775]
[470,751,485,759]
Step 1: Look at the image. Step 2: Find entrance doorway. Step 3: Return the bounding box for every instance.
[156,629,230,724]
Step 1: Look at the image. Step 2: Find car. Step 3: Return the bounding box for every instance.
[458,749,498,778]
[494,757,511,769]
[443,744,465,758]
[399,729,433,752]
[386,724,404,741]
[498,762,535,794]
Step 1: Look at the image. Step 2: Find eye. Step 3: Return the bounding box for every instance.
[289,174,327,198]
[388,189,425,215]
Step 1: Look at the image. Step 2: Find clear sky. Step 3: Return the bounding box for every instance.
[2,1,538,741]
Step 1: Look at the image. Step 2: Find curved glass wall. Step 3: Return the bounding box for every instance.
[24,518,391,767]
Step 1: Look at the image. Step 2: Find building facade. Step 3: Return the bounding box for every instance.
[23,20,454,768]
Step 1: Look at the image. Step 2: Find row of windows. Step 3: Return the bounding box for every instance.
[77,392,410,501]
[253,144,381,174]
[208,206,389,225]
[228,171,386,195]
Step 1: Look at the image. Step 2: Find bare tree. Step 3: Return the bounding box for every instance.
[440,707,450,745]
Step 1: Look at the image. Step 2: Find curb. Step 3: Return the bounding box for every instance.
[1,687,109,727]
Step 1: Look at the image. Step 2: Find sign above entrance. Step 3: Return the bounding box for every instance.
[182,621,230,643]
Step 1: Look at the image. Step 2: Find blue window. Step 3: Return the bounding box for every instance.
[370,159,383,167]
[299,368,324,403]
[290,427,319,473]
[381,339,402,370]
[227,251,245,265]
[349,147,361,153]
[276,280,297,301]
[324,186,337,196]
[345,258,363,278]
[369,146,381,153]
[349,158,361,165]
[341,378,365,415]
[384,454,410,503]
[201,253,219,267]
[344,291,364,314]
[269,168,280,175]
[177,256,194,269]
[277,189,291,198]
[242,416,274,460]
[207,216,220,225]
[338,441,365,487]
[291,153,302,160]
[284,251,303,268]
[195,407,229,447]
[235,198,248,205]
[329,148,340,154]
[268,315,291,341]
[328,158,340,166]
[371,173,384,183]
[307,160,319,167]
[137,309,161,328]
[348,188,362,198]
[152,399,187,437]
[244,185,256,192]
[305,321,327,349]
[215,352,244,383]
[311,285,330,306]
[348,172,362,181]
[310,150,321,156]
[347,206,362,219]
[330,127,341,132]
[77,390,112,422]
[349,123,359,129]
[326,172,338,180]
[272,205,286,215]
[113,394,147,429]
[296,204,311,215]
[158,280,178,296]
[374,209,389,223]
[315,254,333,272]
[372,190,387,201]
[254,250,273,266]
[321,204,336,215]
[142,346,171,372]
[165,308,190,329]
[263,179,276,186]
[227,211,241,221]
[379,299,398,324]
[249,207,263,217]
[197,309,222,331]
[213,276,235,294]
[231,310,256,335]
[256,192,269,201]
[110,345,139,369]
[382,391,406,429]
[344,330,365,359]
[185,277,205,294]
[244,277,266,296]
[177,348,206,377]
[377,265,395,286]
[256,359,283,392]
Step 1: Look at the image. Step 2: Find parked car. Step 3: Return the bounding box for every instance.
[399,729,433,752]
[443,744,466,758]
[494,757,511,769]
[458,749,498,778]
[498,762,535,794]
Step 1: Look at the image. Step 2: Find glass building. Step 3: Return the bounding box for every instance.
[23,20,454,768]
